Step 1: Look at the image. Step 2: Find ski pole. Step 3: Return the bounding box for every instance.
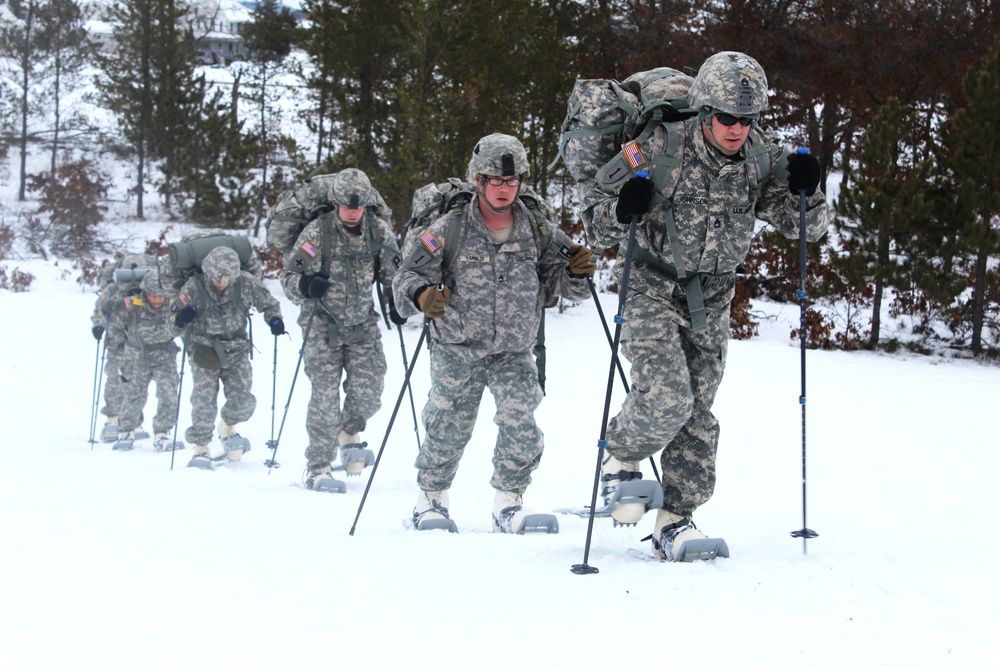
[573,172,647,576]
[350,316,429,536]
[267,333,278,450]
[169,327,191,471]
[88,336,106,447]
[265,300,318,471]
[586,275,660,485]
[789,147,819,552]
[377,282,422,450]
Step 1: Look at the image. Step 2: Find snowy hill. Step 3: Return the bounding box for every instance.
[0,252,998,666]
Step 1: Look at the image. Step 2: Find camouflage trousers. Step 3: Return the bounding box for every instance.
[416,347,544,494]
[118,343,180,434]
[302,315,387,469]
[100,337,127,418]
[606,305,729,517]
[185,339,256,446]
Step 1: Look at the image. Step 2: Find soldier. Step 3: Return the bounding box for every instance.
[392,133,594,533]
[580,51,830,560]
[279,168,402,492]
[174,245,284,468]
[91,254,157,443]
[107,269,183,452]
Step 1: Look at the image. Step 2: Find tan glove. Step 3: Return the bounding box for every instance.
[568,244,596,276]
[416,285,451,318]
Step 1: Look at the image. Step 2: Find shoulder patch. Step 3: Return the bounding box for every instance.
[420,231,442,253]
[178,292,190,307]
[301,240,319,258]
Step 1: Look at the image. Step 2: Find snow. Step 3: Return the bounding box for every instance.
[1,251,998,666]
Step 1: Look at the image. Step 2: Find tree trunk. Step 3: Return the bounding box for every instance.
[970,243,988,355]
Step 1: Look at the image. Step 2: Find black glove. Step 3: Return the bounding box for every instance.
[92,326,104,341]
[175,305,197,327]
[388,299,408,326]
[787,151,822,196]
[268,317,285,336]
[615,176,655,224]
[299,273,330,299]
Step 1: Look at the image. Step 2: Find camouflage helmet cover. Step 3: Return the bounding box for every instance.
[688,51,769,117]
[467,133,530,183]
[140,269,169,297]
[202,246,241,287]
[330,168,373,209]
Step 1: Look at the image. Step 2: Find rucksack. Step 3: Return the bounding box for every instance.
[164,231,256,290]
[266,172,393,256]
[550,67,697,189]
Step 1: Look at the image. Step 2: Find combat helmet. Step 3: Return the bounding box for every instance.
[140,269,169,297]
[466,133,530,184]
[688,51,769,118]
[330,168,374,209]
[202,246,241,289]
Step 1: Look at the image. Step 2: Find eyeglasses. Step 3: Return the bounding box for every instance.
[714,112,755,127]
[482,176,522,188]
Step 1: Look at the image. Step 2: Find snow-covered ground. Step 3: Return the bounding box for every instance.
[1,251,997,666]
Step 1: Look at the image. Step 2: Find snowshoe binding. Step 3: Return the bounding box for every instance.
[492,491,558,534]
[332,442,374,476]
[221,434,251,462]
[647,510,729,562]
[154,432,183,452]
[100,420,119,443]
[112,431,134,451]
[133,427,150,441]
[304,466,346,494]
[187,445,214,470]
[412,490,458,533]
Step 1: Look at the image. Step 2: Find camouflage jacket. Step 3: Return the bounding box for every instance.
[393,196,591,364]
[103,293,182,350]
[176,272,281,347]
[581,118,829,326]
[279,211,401,327]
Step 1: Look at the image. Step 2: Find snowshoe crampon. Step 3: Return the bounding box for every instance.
[187,454,214,470]
[304,468,346,494]
[556,479,664,526]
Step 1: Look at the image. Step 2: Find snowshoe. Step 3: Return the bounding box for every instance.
[100,420,119,443]
[187,445,214,470]
[600,454,662,526]
[154,433,183,452]
[133,427,150,441]
[305,467,346,494]
[647,510,729,562]
[492,491,559,534]
[332,442,374,476]
[412,490,458,533]
[221,434,251,462]
[112,432,134,451]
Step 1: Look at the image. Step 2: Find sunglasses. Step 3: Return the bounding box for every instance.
[714,113,755,127]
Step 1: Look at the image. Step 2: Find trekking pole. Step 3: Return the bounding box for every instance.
[266,333,279,451]
[573,171,647,576]
[265,300,319,471]
[88,337,107,448]
[377,282,422,450]
[789,148,819,552]
[349,316,429,536]
[587,275,660,485]
[169,327,192,471]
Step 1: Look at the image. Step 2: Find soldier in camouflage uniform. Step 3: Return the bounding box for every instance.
[393,134,594,533]
[580,51,830,560]
[174,245,284,467]
[91,254,158,443]
[279,168,402,492]
[105,268,183,452]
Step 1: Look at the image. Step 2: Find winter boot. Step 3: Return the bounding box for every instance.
[412,489,458,532]
[112,430,134,451]
[492,490,559,535]
[154,432,183,452]
[338,431,373,475]
[100,417,119,443]
[601,453,662,525]
[305,465,346,494]
[218,420,250,461]
[187,445,214,470]
[133,427,150,441]
[650,509,729,562]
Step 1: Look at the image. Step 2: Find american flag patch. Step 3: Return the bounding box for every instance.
[623,141,647,170]
[420,231,442,253]
[178,293,190,306]
[301,240,319,258]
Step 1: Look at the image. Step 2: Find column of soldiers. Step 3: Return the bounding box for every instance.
[86,51,829,560]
